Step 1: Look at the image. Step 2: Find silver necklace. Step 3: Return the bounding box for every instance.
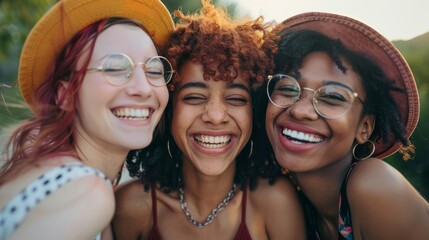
[178,181,238,228]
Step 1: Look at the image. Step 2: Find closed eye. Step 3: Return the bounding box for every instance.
[182,95,207,105]
[102,66,129,77]
[103,66,128,73]
[318,92,349,105]
[273,85,299,97]
[145,67,163,75]
[225,96,249,106]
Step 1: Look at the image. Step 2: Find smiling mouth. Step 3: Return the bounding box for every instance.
[281,128,324,144]
[194,134,232,149]
[112,108,150,120]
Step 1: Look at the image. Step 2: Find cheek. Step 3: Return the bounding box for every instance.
[79,75,111,100]
[77,85,98,110]
[235,106,252,132]
[171,105,191,136]
[329,115,360,142]
[237,105,253,126]
[265,105,279,126]
[171,112,191,152]
[155,87,169,110]
[265,105,284,141]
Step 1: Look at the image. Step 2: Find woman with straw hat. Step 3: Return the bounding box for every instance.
[256,12,429,239]
[0,0,174,239]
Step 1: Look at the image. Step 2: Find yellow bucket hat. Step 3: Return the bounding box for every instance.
[18,0,174,109]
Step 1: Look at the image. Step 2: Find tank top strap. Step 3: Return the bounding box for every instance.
[0,162,110,240]
[234,183,252,240]
[338,162,359,240]
[344,162,358,184]
[150,183,158,227]
[148,183,163,239]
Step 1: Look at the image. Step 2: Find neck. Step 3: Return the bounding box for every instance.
[180,157,237,217]
[294,155,352,220]
[74,131,127,182]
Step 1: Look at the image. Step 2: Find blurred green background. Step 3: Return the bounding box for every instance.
[1,0,427,198]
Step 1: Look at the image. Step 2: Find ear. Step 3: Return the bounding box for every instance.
[56,80,72,111]
[355,114,375,143]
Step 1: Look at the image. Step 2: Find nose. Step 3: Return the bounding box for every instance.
[202,98,229,125]
[288,88,319,120]
[125,68,153,97]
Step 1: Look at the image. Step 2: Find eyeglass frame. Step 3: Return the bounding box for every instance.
[266,74,364,119]
[86,53,174,87]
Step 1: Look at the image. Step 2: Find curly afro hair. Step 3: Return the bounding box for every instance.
[125,0,278,193]
[166,0,277,91]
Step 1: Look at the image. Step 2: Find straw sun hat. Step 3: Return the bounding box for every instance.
[18,0,174,110]
[277,12,420,159]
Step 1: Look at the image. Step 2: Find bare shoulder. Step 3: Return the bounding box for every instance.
[1,153,111,199]
[251,177,301,205]
[56,174,115,221]
[115,179,151,214]
[38,157,115,213]
[11,173,114,240]
[112,179,152,239]
[250,177,307,240]
[348,158,425,201]
[347,158,429,239]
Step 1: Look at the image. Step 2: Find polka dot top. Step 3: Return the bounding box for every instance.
[0,162,111,240]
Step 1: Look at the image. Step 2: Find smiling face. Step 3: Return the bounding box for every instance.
[73,24,169,153]
[171,61,252,176]
[266,52,369,172]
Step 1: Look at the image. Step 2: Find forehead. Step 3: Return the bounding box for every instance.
[176,61,250,89]
[91,24,158,60]
[298,52,364,93]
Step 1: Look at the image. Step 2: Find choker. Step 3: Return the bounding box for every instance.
[178,180,238,228]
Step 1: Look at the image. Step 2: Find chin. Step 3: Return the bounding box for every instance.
[196,162,232,177]
[126,137,154,150]
[276,156,299,171]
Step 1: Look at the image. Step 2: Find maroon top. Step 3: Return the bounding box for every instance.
[149,185,252,240]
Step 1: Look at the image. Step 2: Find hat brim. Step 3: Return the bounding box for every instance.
[277,12,419,159]
[18,0,174,110]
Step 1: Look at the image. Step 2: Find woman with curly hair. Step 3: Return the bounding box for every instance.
[112,1,306,239]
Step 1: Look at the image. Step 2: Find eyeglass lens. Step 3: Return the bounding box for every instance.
[100,53,173,86]
[267,74,357,119]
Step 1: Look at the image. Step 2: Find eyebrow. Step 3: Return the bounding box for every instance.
[176,81,250,94]
[296,78,356,92]
[227,82,250,94]
[177,81,207,93]
[323,80,355,92]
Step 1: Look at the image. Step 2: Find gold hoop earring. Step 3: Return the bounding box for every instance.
[167,139,180,168]
[352,140,375,160]
[247,140,253,159]
[167,139,173,159]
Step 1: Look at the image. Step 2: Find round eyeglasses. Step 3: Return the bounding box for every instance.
[266,74,364,119]
[86,53,174,86]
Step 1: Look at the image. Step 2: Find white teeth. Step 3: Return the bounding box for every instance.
[282,128,323,143]
[194,135,231,148]
[112,108,149,119]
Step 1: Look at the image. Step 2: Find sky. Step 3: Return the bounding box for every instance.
[228,0,429,41]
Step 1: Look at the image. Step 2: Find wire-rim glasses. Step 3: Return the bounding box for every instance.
[86,53,174,86]
[266,74,364,119]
